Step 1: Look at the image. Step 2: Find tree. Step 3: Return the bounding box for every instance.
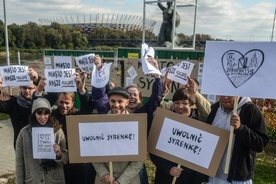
[0,20,4,26]
[8,24,26,48]
[22,22,40,49]
[45,28,63,48]
[0,25,4,46]
[72,30,86,49]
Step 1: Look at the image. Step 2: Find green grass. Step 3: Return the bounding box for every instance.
[0,113,10,120]
[146,142,276,184]
[253,142,276,184]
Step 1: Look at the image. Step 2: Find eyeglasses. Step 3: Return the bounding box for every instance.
[21,86,34,90]
[36,109,50,115]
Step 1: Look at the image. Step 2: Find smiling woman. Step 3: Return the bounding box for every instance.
[15,98,68,184]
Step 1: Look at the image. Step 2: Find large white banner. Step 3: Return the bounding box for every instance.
[201,41,276,98]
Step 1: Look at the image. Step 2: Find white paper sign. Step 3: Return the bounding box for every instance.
[75,54,95,73]
[44,57,51,65]
[44,68,76,92]
[32,127,55,159]
[127,66,138,79]
[156,117,219,169]
[197,76,202,90]
[141,43,162,75]
[166,61,194,85]
[201,41,276,98]
[126,77,133,87]
[91,63,112,88]
[54,56,72,69]
[198,63,204,76]
[79,121,139,156]
[0,65,30,87]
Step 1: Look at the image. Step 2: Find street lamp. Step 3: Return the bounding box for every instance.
[3,0,10,65]
[3,0,12,94]
[271,0,276,41]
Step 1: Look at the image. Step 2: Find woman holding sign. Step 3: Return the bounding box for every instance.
[16,98,68,184]
[150,79,210,184]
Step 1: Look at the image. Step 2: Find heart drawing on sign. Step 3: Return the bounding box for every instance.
[221,49,264,88]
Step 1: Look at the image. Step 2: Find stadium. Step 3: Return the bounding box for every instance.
[38,13,157,34]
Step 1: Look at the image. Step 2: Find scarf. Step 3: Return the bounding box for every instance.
[17,92,32,108]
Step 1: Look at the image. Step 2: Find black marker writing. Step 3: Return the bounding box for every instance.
[172,128,202,143]
[168,137,202,154]
[82,134,105,141]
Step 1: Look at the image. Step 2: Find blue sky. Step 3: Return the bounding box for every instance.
[0,0,276,41]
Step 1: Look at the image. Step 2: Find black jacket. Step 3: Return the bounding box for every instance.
[206,101,269,182]
[0,96,32,148]
[150,108,208,184]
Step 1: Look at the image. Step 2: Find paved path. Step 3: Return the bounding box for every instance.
[0,119,15,177]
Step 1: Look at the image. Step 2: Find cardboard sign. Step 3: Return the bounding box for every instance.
[54,56,72,69]
[44,68,76,92]
[32,127,55,159]
[66,113,147,163]
[201,41,276,98]
[148,108,229,177]
[0,65,30,87]
[124,58,201,98]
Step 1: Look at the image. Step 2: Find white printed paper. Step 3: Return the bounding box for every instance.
[79,121,139,156]
[44,68,76,92]
[32,127,55,159]
[0,65,30,87]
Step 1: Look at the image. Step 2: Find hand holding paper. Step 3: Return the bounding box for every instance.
[182,76,197,94]
[163,61,194,85]
[75,53,95,73]
[75,72,87,93]
[141,43,162,75]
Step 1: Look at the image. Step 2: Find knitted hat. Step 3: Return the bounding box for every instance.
[32,98,52,114]
[107,87,129,99]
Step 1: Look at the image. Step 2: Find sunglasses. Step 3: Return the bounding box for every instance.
[22,86,34,90]
[36,109,50,115]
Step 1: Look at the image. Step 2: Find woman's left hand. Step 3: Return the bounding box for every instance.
[53,143,62,158]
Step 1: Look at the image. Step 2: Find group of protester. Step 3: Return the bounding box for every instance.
[0,54,269,184]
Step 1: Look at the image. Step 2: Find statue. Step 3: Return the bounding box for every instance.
[157,0,180,47]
